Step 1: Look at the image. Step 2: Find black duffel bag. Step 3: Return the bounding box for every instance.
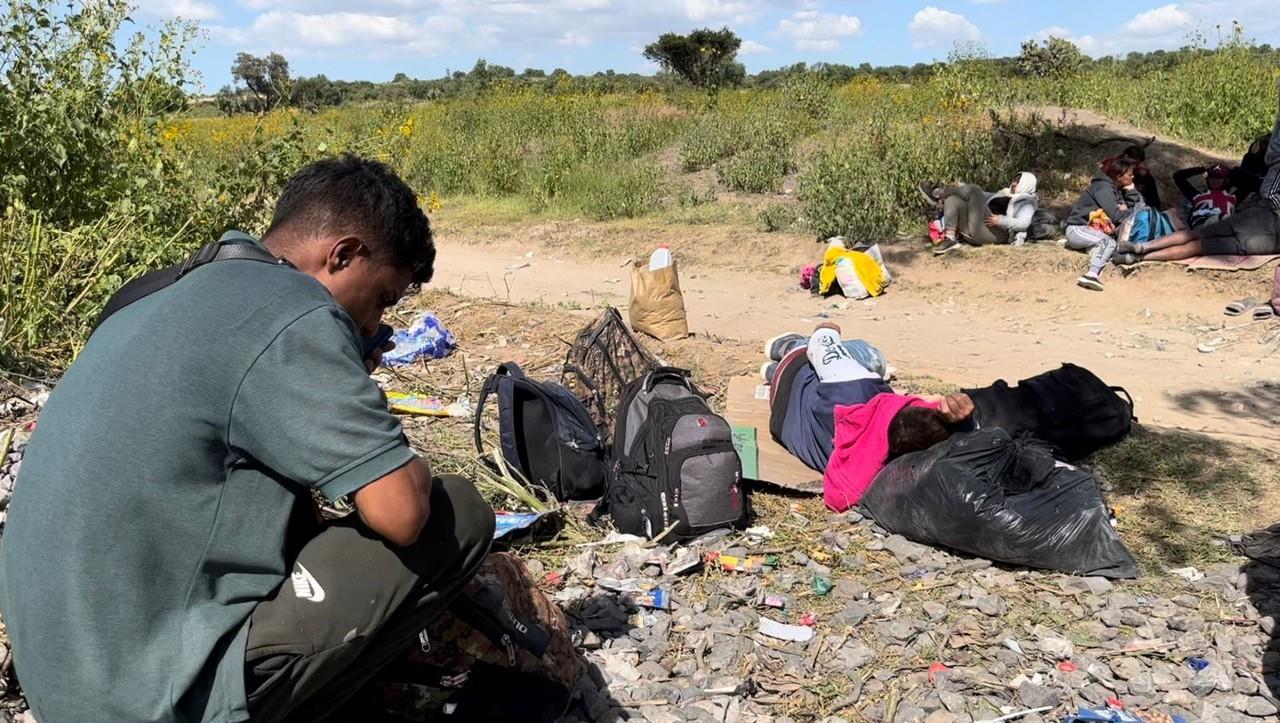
[965,363,1135,460]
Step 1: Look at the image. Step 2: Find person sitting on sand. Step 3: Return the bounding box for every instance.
[1113,81,1280,263]
[1065,156,1142,291]
[917,172,1039,255]
[764,325,975,507]
[1173,163,1237,229]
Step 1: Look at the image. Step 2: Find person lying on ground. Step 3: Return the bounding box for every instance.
[1173,163,1237,229]
[765,324,973,477]
[0,155,495,723]
[1113,81,1280,264]
[917,172,1039,255]
[1109,144,1162,209]
[1065,156,1142,291]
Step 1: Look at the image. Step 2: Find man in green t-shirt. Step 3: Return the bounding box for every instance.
[0,155,494,722]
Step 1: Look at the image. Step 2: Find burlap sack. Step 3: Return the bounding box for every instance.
[629,259,688,341]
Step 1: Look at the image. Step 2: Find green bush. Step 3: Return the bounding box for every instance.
[679,116,742,171]
[757,204,797,232]
[717,142,790,193]
[560,162,664,220]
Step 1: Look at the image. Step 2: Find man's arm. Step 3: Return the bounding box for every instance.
[1173,167,1205,203]
[355,457,433,546]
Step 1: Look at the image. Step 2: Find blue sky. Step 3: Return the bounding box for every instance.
[131,0,1280,91]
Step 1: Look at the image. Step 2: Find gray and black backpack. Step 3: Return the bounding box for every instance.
[602,368,748,541]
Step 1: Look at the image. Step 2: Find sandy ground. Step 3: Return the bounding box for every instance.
[431,237,1280,453]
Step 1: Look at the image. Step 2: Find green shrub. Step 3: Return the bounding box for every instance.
[679,116,741,171]
[560,162,664,220]
[757,204,797,232]
[717,143,790,193]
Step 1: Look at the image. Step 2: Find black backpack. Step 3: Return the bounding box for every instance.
[604,368,747,541]
[474,363,608,501]
[1027,208,1060,241]
[965,363,1135,460]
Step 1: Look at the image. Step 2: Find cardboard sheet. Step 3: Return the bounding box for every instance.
[724,376,823,494]
[1175,254,1280,272]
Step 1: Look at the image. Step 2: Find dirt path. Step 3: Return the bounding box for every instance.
[433,238,1280,452]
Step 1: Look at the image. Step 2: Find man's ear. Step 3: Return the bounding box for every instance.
[326,236,363,273]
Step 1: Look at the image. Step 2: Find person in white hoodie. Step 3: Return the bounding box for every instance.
[920,172,1039,254]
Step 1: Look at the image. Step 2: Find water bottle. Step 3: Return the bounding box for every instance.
[648,245,672,271]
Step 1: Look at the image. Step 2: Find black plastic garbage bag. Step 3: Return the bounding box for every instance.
[861,428,1139,578]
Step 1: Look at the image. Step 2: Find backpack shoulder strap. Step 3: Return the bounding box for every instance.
[91,239,287,334]
[472,362,531,457]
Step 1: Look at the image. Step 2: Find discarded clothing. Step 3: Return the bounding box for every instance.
[817,243,888,300]
[382,313,456,365]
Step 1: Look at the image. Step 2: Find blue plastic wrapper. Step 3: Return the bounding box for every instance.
[382,313,456,366]
[1186,656,1210,672]
[493,511,544,540]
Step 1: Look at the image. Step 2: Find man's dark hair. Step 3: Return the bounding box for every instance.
[265,154,435,283]
[1102,156,1138,182]
[1120,144,1146,163]
[886,406,951,460]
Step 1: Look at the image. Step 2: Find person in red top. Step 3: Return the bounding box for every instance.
[1174,163,1237,229]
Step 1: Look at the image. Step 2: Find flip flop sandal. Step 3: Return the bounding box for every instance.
[1253,304,1277,321]
[1225,297,1258,316]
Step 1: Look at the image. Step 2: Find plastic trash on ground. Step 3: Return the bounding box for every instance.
[382,312,456,366]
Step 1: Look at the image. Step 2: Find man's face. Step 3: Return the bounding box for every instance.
[327,247,415,337]
[1208,174,1227,191]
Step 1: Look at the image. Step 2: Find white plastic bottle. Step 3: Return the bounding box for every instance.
[649,245,672,271]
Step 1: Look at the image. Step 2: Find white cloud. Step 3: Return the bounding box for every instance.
[137,0,220,20]
[214,11,456,56]
[739,39,771,54]
[908,6,981,48]
[214,0,789,65]
[1123,4,1193,35]
[775,8,862,52]
[558,31,593,48]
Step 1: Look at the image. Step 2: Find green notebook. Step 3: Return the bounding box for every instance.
[731,425,759,480]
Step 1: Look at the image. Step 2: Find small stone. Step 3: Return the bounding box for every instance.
[1018,681,1061,709]
[923,601,949,622]
[1038,635,1074,660]
[1163,689,1196,707]
[924,712,957,723]
[1233,676,1259,695]
[885,535,930,563]
[1172,594,1200,609]
[1127,672,1156,697]
[976,595,1006,617]
[838,642,877,669]
[1119,610,1146,627]
[1168,616,1204,633]
[1060,577,1113,595]
[1110,657,1144,681]
[938,690,965,713]
[637,660,670,680]
[834,579,866,599]
[1242,696,1279,717]
[1099,610,1124,628]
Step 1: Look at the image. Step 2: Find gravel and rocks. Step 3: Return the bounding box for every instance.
[3,380,1280,722]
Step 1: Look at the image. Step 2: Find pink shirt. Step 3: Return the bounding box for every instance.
[823,393,939,512]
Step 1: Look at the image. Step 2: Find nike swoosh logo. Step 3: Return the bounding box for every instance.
[291,563,326,603]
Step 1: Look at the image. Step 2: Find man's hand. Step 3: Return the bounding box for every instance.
[938,393,975,424]
[354,457,433,546]
[985,213,1001,228]
[365,339,395,374]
